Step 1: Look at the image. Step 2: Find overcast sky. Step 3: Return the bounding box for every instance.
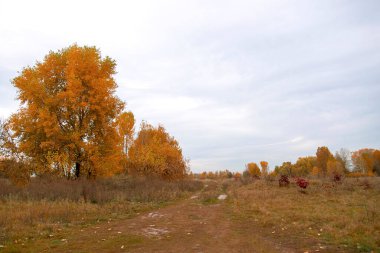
[1,0,379,172]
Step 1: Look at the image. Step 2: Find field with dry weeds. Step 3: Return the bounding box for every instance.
[0,176,379,252]
[226,177,380,252]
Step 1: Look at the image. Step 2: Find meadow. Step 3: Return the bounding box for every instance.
[0,176,378,252]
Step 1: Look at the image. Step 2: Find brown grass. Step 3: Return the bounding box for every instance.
[227,177,380,252]
[0,176,203,246]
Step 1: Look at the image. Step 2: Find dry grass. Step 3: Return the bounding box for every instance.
[0,176,203,246]
[227,177,380,252]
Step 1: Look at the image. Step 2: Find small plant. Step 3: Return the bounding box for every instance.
[333,173,342,183]
[296,178,309,189]
[279,175,290,187]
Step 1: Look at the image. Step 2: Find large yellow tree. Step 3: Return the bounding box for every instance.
[8,45,125,179]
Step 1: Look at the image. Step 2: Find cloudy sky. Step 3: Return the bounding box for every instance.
[1,0,379,172]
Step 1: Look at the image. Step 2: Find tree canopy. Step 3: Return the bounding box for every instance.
[127,122,188,180]
[6,45,126,179]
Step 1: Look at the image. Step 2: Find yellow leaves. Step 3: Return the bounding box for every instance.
[127,122,187,180]
[246,162,261,177]
[352,149,380,176]
[326,159,344,176]
[8,45,125,179]
[316,146,334,176]
[260,161,268,176]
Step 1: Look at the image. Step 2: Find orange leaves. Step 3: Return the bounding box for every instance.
[352,149,380,176]
[127,122,187,180]
[260,161,268,176]
[316,146,334,176]
[117,111,135,154]
[246,162,261,177]
[8,45,125,179]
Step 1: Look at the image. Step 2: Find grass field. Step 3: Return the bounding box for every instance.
[226,177,380,252]
[0,176,379,252]
[0,176,203,250]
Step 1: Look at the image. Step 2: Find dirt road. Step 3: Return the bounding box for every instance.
[32,195,296,253]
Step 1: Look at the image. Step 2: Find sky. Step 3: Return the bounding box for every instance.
[0,0,379,172]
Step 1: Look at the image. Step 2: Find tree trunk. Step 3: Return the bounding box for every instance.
[75,162,81,178]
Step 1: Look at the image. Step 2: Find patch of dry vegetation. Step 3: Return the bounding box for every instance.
[228,177,380,252]
[0,176,203,246]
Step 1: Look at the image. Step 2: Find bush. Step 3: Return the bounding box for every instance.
[333,173,342,183]
[296,178,309,189]
[279,175,290,187]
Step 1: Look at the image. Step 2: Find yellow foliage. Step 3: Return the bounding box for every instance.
[311,166,321,177]
[8,45,125,179]
[246,162,261,177]
[127,122,187,180]
[316,146,334,176]
[327,159,344,176]
[117,111,135,154]
[260,161,268,176]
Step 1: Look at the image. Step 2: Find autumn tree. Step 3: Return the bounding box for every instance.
[127,122,188,180]
[260,161,268,176]
[374,150,380,175]
[293,156,316,176]
[327,159,345,177]
[316,146,334,177]
[274,161,294,176]
[6,45,126,179]
[117,111,135,154]
[246,162,261,178]
[335,148,351,173]
[352,149,380,176]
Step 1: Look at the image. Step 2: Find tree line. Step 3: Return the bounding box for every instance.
[0,45,187,185]
[193,147,380,180]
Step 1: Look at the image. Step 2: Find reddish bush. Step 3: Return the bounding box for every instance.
[296,178,309,189]
[279,175,290,187]
[333,174,342,183]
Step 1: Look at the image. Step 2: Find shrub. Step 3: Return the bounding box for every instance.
[333,173,342,183]
[296,178,309,189]
[279,175,290,187]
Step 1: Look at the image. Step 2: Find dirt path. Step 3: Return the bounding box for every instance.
[31,195,296,253]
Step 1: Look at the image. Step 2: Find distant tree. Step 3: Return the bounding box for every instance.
[352,149,366,174]
[6,45,125,179]
[335,148,351,173]
[246,162,261,178]
[207,171,216,179]
[316,146,334,177]
[294,156,316,176]
[260,161,269,176]
[233,172,241,180]
[352,149,380,176]
[117,111,135,154]
[327,159,345,177]
[127,122,188,180]
[374,150,380,175]
[275,161,294,176]
[226,170,233,178]
[199,171,207,179]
